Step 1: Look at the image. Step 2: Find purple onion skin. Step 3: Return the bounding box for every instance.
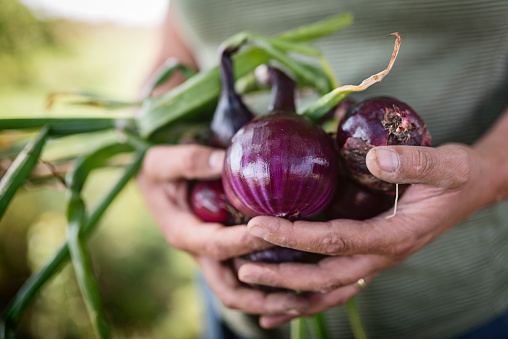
[190,180,235,225]
[336,97,431,192]
[223,113,338,219]
[189,48,253,225]
[222,69,336,292]
[232,246,325,292]
[325,174,394,220]
[210,47,255,149]
[223,67,338,219]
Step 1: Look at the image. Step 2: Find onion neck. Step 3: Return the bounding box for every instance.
[268,67,296,115]
[210,47,254,148]
[219,48,237,98]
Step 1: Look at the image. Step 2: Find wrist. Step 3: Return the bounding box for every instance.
[471,143,508,209]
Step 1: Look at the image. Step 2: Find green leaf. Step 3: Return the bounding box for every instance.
[303,32,401,120]
[46,91,141,110]
[141,57,197,99]
[0,126,49,220]
[290,317,306,339]
[0,118,136,136]
[278,12,353,42]
[66,192,110,339]
[138,12,353,138]
[137,47,271,138]
[0,151,145,338]
[347,297,368,339]
[67,142,134,193]
[308,312,330,339]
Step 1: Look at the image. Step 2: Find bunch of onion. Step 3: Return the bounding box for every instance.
[333,96,432,219]
[191,31,432,338]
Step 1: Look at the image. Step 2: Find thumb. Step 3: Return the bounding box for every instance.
[365,144,471,188]
[142,145,225,182]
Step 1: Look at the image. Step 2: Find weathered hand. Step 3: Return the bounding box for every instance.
[238,143,490,328]
[137,144,308,316]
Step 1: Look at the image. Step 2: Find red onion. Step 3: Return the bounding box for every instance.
[325,174,394,220]
[232,246,325,292]
[190,48,253,223]
[336,96,431,192]
[190,180,235,225]
[210,47,255,149]
[222,68,338,219]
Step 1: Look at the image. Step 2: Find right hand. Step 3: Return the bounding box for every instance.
[137,144,309,316]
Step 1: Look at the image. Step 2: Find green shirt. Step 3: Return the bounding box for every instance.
[174,0,508,338]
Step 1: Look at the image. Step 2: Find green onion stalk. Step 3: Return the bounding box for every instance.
[0,12,401,338]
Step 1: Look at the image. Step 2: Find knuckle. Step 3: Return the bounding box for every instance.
[437,143,473,188]
[315,278,343,293]
[166,235,184,251]
[183,145,203,174]
[219,292,236,309]
[392,229,418,257]
[319,232,350,255]
[450,145,472,187]
[205,242,229,261]
[410,148,435,178]
[141,147,160,178]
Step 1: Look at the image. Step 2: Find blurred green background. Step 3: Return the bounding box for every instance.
[0,1,201,338]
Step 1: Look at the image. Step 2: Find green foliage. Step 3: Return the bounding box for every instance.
[0,0,57,85]
[0,9,201,337]
[0,0,55,54]
[0,12,371,339]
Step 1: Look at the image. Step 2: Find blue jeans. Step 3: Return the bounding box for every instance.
[453,309,508,339]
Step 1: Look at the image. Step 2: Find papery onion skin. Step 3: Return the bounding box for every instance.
[223,113,338,219]
[336,96,431,192]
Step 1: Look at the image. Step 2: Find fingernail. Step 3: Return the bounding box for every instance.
[249,226,267,239]
[375,148,399,172]
[286,308,302,316]
[240,273,258,284]
[238,266,259,283]
[208,150,225,170]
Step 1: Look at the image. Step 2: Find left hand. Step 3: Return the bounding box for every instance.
[237,143,490,328]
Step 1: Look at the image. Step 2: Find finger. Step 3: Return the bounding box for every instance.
[142,181,271,260]
[238,255,386,292]
[365,144,471,188]
[141,145,225,182]
[196,256,309,316]
[160,209,272,260]
[259,281,366,329]
[247,216,415,256]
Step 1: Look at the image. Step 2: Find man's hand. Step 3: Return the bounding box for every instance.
[238,143,489,328]
[137,144,309,316]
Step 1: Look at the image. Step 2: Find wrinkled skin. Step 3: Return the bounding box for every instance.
[238,130,508,328]
[138,105,508,329]
[137,145,310,317]
[337,97,431,192]
[233,246,325,292]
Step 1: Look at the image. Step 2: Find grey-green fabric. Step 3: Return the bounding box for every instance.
[173,0,508,338]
